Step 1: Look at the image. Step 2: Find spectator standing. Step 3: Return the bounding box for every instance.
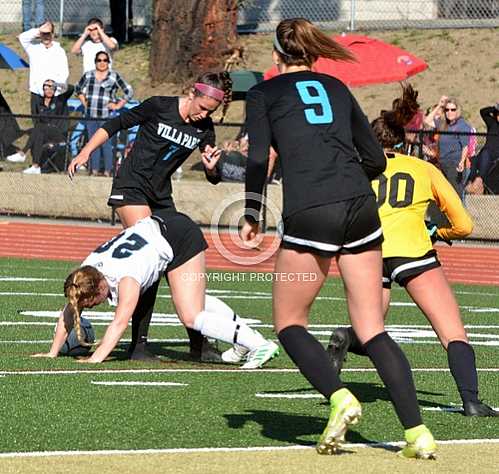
[425,96,472,198]
[71,17,119,74]
[8,80,74,174]
[75,51,133,176]
[22,0,45,31]
[18,20,69,115]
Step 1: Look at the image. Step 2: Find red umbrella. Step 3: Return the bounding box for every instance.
[264,34,428,87]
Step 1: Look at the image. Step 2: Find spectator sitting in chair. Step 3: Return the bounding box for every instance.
[8,79,74,175]
[71,17,119,74]
[200,130,278,183]
[75,51,133,177]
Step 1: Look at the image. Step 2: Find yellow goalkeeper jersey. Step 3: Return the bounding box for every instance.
[371,152,473,258]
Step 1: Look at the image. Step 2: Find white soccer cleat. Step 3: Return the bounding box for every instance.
[221,343,249,364]
[241,341,279,369]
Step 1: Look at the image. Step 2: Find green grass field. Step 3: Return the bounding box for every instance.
[0,257,498,472]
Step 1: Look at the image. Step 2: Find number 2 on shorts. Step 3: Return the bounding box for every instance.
[295,81,333,124]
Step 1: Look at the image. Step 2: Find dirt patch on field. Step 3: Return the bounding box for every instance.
[1,443,498,474]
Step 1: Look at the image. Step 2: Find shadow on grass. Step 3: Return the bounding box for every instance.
[224,409,375,448]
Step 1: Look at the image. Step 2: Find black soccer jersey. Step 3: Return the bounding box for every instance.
[245,71,386,219]
[102,96,216,204]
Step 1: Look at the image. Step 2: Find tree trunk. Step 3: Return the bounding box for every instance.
[149,0,239,85]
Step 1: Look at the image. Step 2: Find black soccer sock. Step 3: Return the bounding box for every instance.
[447,340,479,404]
[186,327,206,355]
[364,331,422,429]
[278,325,343,399]
[129,279,160,353]
[347,327,367,356]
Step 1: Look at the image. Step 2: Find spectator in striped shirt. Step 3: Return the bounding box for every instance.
[75,51,133,176]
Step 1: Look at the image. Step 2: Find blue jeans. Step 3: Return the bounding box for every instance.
[86,120,114,173]
[22,0,45,31]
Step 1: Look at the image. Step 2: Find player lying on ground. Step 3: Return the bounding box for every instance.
[328,84,498,417]
[33,212,279,368]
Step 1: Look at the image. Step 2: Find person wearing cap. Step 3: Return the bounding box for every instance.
[66,72,235,362]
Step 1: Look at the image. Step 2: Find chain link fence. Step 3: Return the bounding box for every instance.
[1,0,152,35]
[1,1,498,34]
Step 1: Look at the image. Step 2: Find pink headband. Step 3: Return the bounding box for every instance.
[194,83,225,102]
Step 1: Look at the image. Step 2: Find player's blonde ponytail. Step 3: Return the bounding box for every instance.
[63,266,103,346]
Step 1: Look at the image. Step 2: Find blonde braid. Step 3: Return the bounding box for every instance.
[64,266,103,346]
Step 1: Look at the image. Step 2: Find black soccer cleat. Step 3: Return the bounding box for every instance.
[326,328,351,376]
[190,338,223,363]
[463,401,499,417]
[129,342,162,362]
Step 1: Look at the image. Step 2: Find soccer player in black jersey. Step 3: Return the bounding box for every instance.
[241,18,436,458]
[328,85,498,418]
[66,72,236,362]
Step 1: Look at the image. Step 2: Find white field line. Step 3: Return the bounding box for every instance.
[2,276,499,297]
[90,381,187,387]
[256,393,322,399]
[0,438,498,458]
[422,406,499,412]
[4,290,499,315]
[0,338,191,344]
[0,277,60,282]
[1,368,498,376]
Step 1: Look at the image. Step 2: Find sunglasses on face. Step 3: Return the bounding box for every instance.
[43,84,55,89]
[445,107,457,112]
[95,58,109,63]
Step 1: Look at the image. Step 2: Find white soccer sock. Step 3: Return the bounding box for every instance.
[204,295,240,322]
[193,310,266,350]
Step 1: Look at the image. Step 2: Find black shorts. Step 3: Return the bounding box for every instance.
[108,185,174,211]
[383,250,441,288]
[281,194,383,258]
[152,210,208,273]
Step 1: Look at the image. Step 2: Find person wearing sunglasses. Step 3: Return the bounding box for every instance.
[424,96,473,199]
[75,51,133,176]
[71,17,119,74]
[8,79,74,174]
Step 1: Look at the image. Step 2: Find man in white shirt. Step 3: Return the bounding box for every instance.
[71,18,119,74]
[18,20,69,115]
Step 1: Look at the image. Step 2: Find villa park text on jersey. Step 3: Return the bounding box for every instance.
[157,122,201,150]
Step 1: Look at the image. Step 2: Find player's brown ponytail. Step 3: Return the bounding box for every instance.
[274,18,355,68]
[63,266,103,346]
[371,83,420,149]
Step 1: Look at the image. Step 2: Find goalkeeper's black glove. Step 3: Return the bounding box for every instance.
[425,221,452,246]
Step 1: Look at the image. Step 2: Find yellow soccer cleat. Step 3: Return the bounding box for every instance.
[316,388,362,455]
[400,425,437,460]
